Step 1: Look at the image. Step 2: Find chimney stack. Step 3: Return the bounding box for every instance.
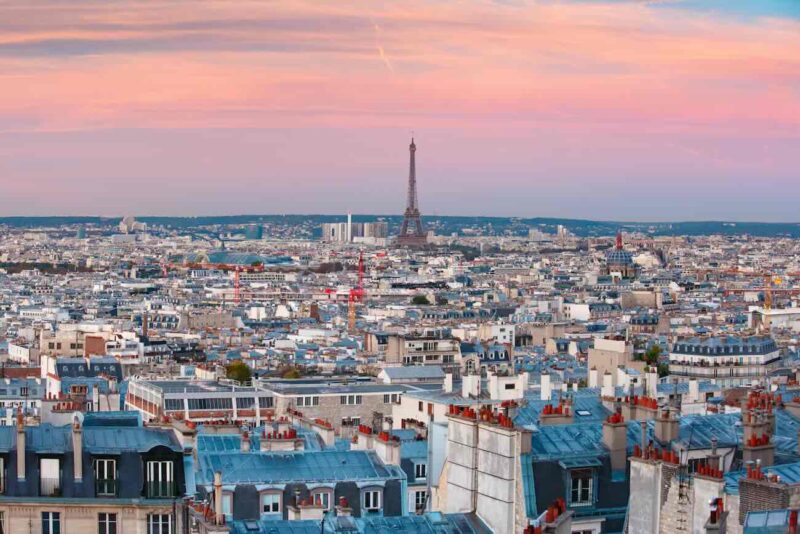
[601,371,614,398]
[72,415,83,481]
[540,373,552,401]
[214,471,224,525]
[443,373,453,393]
[16,409,25,480]
[92,383,100,412]
[655,407,679,444]
[602,410,628,471]
[704,497,727,534]
[336,496,352,517]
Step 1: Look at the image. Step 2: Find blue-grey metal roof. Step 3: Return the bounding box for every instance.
[0,424,181,454]
[514,396,611,427]
[228,513,491,534]
[725,462,800,496]
[195,449,404,486]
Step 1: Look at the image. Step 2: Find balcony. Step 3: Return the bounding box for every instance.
[96,478,118,497]
[40,477,62,497]
[146,480,177,499]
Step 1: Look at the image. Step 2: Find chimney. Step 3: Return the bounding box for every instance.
[588,367,598,388]
[462,374,480,399]
[373,431,401,465]
[213,471,224,525]
[704,497,728,534]
[602,411,627,471]
[540,373,552,401]
[601,371,614,398]
[742,410,775,467]
[655,408,679,444]
[645,367,659,398]
[335,496,352,517]
[241,431,251,453]
[72,415,83,481]
[640,420,648,459]
[443,373,453,393]
[16,409,25,480]
[688,378,699,403]
[92,383,100,412]
[708,436,721,472]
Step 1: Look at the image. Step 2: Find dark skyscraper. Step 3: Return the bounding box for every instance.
[396,138,428,247]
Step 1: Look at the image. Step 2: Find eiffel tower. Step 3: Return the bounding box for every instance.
[396,137,428,247]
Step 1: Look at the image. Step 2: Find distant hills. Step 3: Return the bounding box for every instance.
[2,215,800,238]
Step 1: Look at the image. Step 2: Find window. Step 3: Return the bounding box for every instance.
[415,463,427,479]
[341,417,361,427]
[570,469,593,506]
[94,458,117,496]
[414,490,426,511]
[187,398,232,411]
[362,489,382,511]
[236,397,255,409]
[42,512,60,534]
[340,394,362,405]
[505,383,516,390]
[383,394,400,404]
[164,399,183,411]
[311,490,332,511]
[261,493,281,515]
[40,458,61,496]
[296,396,319,407]
[258,397,274,408]
[146,461,174,498]
[418,401,423,412]
[98,513,117,534]
[147,514,171,534]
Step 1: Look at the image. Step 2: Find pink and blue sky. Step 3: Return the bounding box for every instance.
[1,0,798,220]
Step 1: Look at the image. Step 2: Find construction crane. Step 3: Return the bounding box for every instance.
[161,261,265,304]
[348,251,365,332]
[722,274,800,310]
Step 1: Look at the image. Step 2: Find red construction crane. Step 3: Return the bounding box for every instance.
[348,251,365,332]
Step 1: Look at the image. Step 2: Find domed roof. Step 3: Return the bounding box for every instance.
[606,248,633,265]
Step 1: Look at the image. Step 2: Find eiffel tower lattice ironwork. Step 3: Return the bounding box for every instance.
[396,137,428,247]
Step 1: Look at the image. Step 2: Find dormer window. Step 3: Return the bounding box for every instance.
[362,489,382,512]
[415,463,427,480]
[94,458,117,496]
[260,492,281,516]
[569,469,593,507]
[146,461,174,498]
[310,489,333,511]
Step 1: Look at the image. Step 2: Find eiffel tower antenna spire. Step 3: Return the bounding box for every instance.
[396,136,427,247]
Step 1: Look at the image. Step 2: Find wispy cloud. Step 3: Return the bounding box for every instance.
[371,18,394,74]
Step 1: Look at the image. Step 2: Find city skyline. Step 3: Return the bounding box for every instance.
[1,0,798,220]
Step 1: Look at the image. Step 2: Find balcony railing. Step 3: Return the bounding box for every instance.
[146,480,177,499]
[40,477,61,497]
[96,478,118,497]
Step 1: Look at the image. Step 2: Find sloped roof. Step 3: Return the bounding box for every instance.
[195,449,403,486]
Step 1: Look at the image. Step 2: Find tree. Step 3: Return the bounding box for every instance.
[411,295,430,305]
[644,345,662,365]
[282,367,301,379]
[226,361,252,383]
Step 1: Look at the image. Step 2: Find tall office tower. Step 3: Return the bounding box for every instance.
[396,138,427,247]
